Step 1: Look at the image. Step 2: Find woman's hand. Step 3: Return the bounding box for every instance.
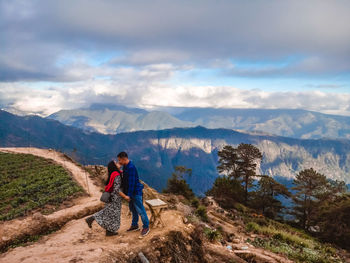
[124,196,131,202]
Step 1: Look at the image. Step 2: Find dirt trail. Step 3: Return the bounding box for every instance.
[0,206,187,263]
[0,147,188,263]
[0,147,104,254]
[0,147,295,262]
[0,147,101,197]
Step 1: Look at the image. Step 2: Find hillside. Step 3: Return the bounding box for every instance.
[1,110,350,196]
[1,148,348,263]
[47,104,194,134]
[44,104,350,139]
[0,152,84,221]
[173,107,350,139]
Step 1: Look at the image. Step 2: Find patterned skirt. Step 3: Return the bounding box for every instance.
[94,194,122,233]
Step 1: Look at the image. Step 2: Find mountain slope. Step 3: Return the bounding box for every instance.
[47,104,194,134]
[1,110,350,195]
[174,107,350,139]
[46,105,350,139]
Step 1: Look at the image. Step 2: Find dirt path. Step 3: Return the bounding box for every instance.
[0,206,186,263]
[0,147,295,262]
[0,147,188,263]
[0,147,104,254]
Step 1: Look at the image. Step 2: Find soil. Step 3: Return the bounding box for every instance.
[0,147,295,263]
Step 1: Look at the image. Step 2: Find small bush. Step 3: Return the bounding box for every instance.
[191,198,200,208]
[195,205,208,222]
[204,227,222,242]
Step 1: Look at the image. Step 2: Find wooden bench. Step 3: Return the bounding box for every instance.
[145,199,168,228]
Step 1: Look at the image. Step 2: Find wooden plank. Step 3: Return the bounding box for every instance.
[145,199,167,208]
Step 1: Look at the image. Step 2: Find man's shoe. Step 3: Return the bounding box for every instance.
[127,225,140,232]
[141,227,150,237]
[85,216,94,228]
[106,230,118,236]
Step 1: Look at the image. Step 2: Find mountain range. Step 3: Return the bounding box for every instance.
[1,109,349,195]
[46,104,350,139]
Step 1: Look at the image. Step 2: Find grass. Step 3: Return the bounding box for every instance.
[245,219,343,263]
[0,152,85,221]
[203,227,222,242]
[0,226,61,253]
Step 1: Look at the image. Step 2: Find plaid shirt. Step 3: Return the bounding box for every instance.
[123,161,143,197]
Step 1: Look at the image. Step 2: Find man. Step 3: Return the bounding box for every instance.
[117,151,150,237]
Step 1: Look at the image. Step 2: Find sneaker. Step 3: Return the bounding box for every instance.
[141,227,150,237]
[106,230,118,236]
[127,225,140,232]
[85,216,94,228]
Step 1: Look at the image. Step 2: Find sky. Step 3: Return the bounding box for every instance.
[1,0,350,116]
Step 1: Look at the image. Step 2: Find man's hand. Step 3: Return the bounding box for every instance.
[125,196,131,202]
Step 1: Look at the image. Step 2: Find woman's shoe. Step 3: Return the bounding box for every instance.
[106,230,118,236]
[85,216,94,228]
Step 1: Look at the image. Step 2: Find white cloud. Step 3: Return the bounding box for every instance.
[2,78,350,116]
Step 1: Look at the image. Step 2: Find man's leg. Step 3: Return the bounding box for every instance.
[132,195,149,229]
[129,198,139,227]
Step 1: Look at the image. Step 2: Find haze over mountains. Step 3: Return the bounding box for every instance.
[1,109,350,195]
[46,104,350,140]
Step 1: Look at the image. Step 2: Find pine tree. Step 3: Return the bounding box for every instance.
[217,143,262,204]
[317,193,350,249]
[163,166,194,200]
[292,168,328,230]
[252,175,291,218]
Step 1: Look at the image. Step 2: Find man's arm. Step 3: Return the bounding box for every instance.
[127,166,136,197]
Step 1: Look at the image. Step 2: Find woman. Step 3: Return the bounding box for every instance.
[85,160,128,236]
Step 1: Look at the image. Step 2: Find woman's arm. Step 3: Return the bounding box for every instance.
[119,191,128,200]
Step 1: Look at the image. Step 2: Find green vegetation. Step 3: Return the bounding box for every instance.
[195,205,208,222]
[0,226,60,253]
[217,144,262,204]
[163,166,194,200]
[203,227,222,242]
[0,152,84,221]
[245,215,343,263]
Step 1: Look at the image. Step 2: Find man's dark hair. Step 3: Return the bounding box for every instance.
[117,151,128,158]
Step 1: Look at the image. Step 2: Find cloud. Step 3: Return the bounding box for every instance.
[1,0,350,81]
[2,79,350,116]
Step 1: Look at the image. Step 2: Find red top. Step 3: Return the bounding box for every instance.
[104,171,120,192]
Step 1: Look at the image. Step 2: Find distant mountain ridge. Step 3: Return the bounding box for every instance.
[1,110,350,195]
[44,104,350,139]
[47,104,194,134]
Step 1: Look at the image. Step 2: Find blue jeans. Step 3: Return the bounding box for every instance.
[129,195,149,229]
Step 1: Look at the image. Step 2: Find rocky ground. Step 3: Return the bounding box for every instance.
[0,147,308,262]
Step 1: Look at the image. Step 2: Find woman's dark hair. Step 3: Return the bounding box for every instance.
[106,160,121,185]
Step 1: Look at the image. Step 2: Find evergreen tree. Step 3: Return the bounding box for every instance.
[217,143,262,204]
[163,166,194,200]
[206,176,245,208]
[317,193,350,249]
[292,168,328,230]
[252,175,291,218]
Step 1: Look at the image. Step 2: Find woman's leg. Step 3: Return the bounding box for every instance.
[85,215,95,228]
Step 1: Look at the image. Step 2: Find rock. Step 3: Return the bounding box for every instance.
[232,238,241,244]
[32,212,46,222]
[175,203,192,216]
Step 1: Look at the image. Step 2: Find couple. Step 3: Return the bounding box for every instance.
[85,152,150,237]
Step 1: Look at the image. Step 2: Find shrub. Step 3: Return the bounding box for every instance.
[195,205,208,222]
[204,227,222,242]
